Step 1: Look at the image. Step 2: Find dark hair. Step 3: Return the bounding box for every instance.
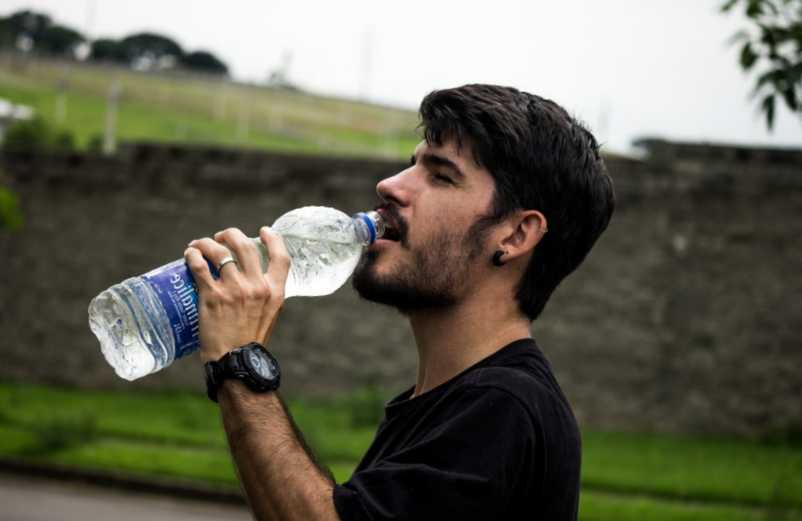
[419,84,615,321]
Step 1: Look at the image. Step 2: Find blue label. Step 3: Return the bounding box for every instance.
[141,259,210,359]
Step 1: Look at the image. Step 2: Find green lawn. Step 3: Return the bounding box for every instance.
[1,382,800,521]
[0,56,419,158]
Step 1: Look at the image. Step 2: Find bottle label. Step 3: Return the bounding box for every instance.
[142,259,207,359]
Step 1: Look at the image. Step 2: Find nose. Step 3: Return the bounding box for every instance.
[376,166,413,207]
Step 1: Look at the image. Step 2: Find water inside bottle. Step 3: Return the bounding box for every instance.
[89,277,174,380]
[272,206,364,298]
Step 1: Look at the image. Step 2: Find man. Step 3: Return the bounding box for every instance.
[184,84,615,521]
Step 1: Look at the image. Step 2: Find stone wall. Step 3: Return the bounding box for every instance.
[1,140,800,437]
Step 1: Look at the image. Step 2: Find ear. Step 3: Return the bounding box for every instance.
[497,210,548,263]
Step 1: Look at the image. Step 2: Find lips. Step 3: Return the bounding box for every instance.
[376,207,403,242]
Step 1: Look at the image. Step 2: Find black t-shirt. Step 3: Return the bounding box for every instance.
[332,338,581,521]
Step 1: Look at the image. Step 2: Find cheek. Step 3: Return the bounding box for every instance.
[415,202,478,238]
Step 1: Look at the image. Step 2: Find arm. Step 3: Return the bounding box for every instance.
[218,383,338,521]
[185,226,340,521]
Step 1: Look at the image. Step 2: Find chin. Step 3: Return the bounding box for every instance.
[351,255,456,312]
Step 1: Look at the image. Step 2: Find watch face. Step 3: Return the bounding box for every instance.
[246,348,276,380]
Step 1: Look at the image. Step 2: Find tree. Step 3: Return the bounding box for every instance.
[37,24,85,57]
[722,0,802,129]
[0,10,85,58]
[0,17,14,48]
[0,9,52,51]
[119,32,183,70]
[180,50,229,75]
[89,38,128,64]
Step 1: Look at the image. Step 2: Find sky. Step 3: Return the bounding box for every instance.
[2,0,800,154]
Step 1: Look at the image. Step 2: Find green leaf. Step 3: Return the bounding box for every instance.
[780,85,799,110]
[721,0,740,12]
[755,68,783,91]
[759,24,778,47]
[746,0,764,17]
[761,94,776,129]
[762,0,781,15]
[740,42,759,69]
[727,29,751,44]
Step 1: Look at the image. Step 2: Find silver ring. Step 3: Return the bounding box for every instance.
[217,255,238,272]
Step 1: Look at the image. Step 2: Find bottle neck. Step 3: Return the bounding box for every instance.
[353,211,385,245]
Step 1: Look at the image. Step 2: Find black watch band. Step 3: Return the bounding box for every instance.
[204,342,281,402]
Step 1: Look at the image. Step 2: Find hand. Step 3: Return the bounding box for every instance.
[183,227,290,363]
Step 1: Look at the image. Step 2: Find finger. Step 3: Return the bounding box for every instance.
[214,227,261,277]
[184,247,215,292]
[260,226,291,290]
[188,237,240,280]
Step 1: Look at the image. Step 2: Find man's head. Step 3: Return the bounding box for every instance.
[353,84,615,321]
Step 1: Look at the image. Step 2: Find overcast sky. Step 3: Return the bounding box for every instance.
[3,0,800,153]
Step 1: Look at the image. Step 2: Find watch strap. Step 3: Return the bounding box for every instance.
[204,343,280,402]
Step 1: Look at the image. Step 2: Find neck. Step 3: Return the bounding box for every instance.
[407,289,531,398]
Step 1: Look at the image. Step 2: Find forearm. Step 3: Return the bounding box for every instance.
[218,381,340,521]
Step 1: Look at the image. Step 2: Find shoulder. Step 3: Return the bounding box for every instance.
[458,365,578,435]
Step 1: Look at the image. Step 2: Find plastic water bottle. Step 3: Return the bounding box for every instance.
[88,206,384,381]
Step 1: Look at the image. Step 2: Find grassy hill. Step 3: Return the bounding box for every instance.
[0,53,420,158]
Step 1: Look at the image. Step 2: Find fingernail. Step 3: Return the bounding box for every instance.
[188,240,196,246]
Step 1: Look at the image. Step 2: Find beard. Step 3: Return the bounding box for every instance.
[351,214,496,313]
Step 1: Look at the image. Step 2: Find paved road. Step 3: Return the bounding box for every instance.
[0,473,252,521]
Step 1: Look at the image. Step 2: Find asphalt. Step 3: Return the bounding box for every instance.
[0,472,253,521]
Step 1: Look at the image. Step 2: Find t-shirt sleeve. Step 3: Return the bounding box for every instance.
[332,386,536,521]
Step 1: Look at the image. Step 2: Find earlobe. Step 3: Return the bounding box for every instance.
[492,250,506,267]
[497,210,548,263]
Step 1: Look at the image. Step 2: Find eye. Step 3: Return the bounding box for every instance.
[432,172,454,185]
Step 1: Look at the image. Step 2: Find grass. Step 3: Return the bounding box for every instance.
[583,430,802,509]
[0,55,419,158]
[1,382,801,520]
[580,491,798,521]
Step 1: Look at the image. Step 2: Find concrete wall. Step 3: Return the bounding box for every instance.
[1,140,800,437]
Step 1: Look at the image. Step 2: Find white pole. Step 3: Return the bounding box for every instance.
[236,101,250,143]
[55,78,67,125]
[103,79,121,155]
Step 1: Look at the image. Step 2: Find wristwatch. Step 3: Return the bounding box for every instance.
[204,342,281,402]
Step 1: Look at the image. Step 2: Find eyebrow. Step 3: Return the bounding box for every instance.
[410,152,466,180]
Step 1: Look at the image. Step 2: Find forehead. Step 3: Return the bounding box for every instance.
[414,138,469,162]
[413,139,490,180]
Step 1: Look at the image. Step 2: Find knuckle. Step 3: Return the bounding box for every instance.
[241,286,258,301]
[250,282,270,300]
[202,290,221,308]
[194,237,218,254]
[184,254,200,269]
[220,227,244,242]
[218,228,236,239]
[220,291,237,306]
[269,284,284,303]
[273,248,291,264]
[230,283,246,302]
